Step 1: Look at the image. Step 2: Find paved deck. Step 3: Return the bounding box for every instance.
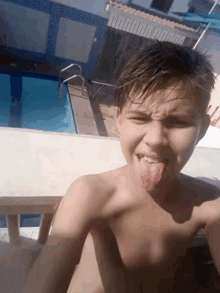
[68,81,120,138]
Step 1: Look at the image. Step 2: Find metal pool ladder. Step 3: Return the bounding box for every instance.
[58,63,85,102]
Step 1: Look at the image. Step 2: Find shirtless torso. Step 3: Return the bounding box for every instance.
[70,166,219,293]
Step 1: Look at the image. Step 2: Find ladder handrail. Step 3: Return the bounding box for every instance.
[59,75,85,99]
[60,63,82,75]
[58,65,84,102]
[63,74,84,84]
[58,64,82,89]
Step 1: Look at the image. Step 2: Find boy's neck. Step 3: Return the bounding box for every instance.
[148,177,181,209]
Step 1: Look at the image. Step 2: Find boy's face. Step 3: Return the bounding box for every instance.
[116,84,210,192]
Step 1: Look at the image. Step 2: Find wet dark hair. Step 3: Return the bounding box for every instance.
[115,41,215,114]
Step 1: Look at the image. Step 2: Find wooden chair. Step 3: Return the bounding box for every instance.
[0,196,105,293]
[0,196,60,293]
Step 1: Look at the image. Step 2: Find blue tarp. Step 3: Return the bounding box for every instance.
[173,12,220,30]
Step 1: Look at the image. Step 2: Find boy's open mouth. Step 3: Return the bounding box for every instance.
[137,154,166,164]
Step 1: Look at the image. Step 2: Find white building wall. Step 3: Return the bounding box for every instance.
[132,0,190,12]
[132,0,152,9]
[55,18,96,62]
[50,0,109,18]
[196,29,220,73]
[169,0,189,13]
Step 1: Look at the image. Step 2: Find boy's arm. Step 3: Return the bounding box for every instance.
[24,175,102,293]
[205,198,220,276]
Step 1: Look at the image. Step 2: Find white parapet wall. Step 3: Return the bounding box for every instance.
[197,125,220,148]
[1,127,126,198]
[1,126,220,199]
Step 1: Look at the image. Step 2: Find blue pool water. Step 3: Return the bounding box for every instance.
[0,71,77,133]
[0,214,41,228]
[0,71,78,227]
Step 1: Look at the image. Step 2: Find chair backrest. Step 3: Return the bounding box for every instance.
[0,196,61,246]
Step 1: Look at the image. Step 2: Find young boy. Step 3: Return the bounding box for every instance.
[24,41,220,293]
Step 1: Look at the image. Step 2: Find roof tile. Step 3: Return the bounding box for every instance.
[108,0,195,32]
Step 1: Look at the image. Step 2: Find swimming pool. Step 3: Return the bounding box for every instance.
[0,70,77,133]
[0,70,78,227]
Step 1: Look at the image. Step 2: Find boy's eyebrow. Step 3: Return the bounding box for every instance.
[166,113,196,119]
[127,110,195,119]
[127,110,149,115]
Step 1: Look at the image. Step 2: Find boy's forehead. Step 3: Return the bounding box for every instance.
[124,85,199,115]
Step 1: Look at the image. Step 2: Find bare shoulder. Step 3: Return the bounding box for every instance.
[67,174,112,197]
[64,173,115,217]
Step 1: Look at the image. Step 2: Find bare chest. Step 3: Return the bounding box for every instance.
[105,205,202,272]
[89,194,205,293]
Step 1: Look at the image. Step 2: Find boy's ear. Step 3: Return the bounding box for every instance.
[115,109,122,133]
[197,114,210,142]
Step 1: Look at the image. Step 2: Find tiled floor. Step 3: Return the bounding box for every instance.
[68,80,120,138]
[68,84,99,136]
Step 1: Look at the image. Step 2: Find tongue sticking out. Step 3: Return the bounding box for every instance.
[139,158,166,191]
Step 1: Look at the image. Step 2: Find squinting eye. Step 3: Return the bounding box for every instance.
[130,117,150,122]
[174,120,187,124]
[131,118,143,120]
[168,119,190,127]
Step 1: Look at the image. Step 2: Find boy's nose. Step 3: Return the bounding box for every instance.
[143,121,168,147]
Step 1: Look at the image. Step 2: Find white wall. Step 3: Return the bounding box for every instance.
[0,127,126,198]
[197,125,220,148]
[196,29,220,73]
[169,0,189,13]
[55,18,96,62]
[132,0,152,9]
[1,126,220,200]
[50,0,109,18]
[207,31,220,74]
[132,0,189,13]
